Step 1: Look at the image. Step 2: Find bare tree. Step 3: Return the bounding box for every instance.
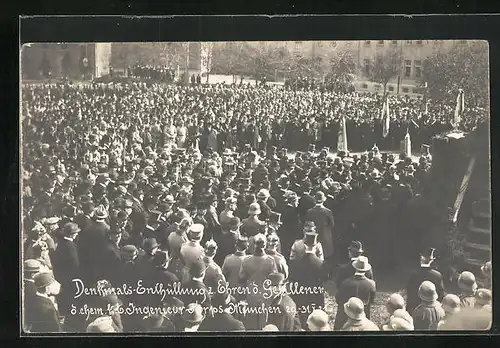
[365,47,402,96]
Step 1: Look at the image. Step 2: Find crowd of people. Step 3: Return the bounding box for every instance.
[128,65,176,83]
[21,81,491,333]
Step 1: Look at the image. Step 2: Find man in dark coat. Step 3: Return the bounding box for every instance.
[74,201,95,232]
[406,248,445,314]
[23,259,43,332]
[306,191,336,277]
[95,229,123,287]
[51,222,81,329]
[198,291,245,332]
[297,181,315,224]
[181,258,212,307]
[77,205,110,284]
[26,272,62,333]
[265,272,302,331]
[334,256,376,330]
[280,191,301,259]
[288,241,324,329]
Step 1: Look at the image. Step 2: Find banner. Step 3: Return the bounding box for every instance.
[337,115,348,152]
[453,89,465,129]
[404,131,412,158]
[382,97,390,138]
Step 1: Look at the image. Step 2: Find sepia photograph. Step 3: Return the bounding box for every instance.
[20,39,491,334]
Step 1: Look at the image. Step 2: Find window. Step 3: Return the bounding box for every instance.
[388,86,395,92]
[392,40,398,45]
[458,40,467,44]
[415,40,423,45]
[345,41,352,47]
[364,40,371,46]
[295,41,302,51]
[377,40,384,46]
[330,41,337,47]
[404,60,412,77]
[414,60,422,78]
[402,87,409,93]
[61,43,68,49]
[364,58,370,75]
[362,83,368,89]
[406,40,412,45]
[413,88,421,94]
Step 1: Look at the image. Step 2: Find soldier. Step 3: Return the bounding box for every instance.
[180,223,205,282]
[412,281,445,330]
[405,248,445,313]
[222,234,249,291]
[216,214,240,267]
[457,271,478,309]
[288,234,324,330]
[256,189,273,221]
[241,202,266,247]
[181,259,212,307]
[202,239,225,293]
[265,272,302,331]
[341,297,379,331]
[265,232,289,279]
[239,234,277,330]
[334,256,376,330]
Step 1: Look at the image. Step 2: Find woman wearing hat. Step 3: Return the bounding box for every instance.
[412,280,445,330]
[432,294,461,329]
[341,297,379,331]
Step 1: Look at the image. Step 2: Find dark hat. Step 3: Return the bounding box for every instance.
[228,216,241,229]
[236,235,249,249]
[267,272,286,286]
[190,258,208,277]
[143,238,159,251]
[34,272,56,289]
[63,222,81,236]
[348,241,364,253]
[121,244,138,256]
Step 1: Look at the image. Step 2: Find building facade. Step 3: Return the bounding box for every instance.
[21,43,114,81]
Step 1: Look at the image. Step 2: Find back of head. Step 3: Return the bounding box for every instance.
[438,307,491,330]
